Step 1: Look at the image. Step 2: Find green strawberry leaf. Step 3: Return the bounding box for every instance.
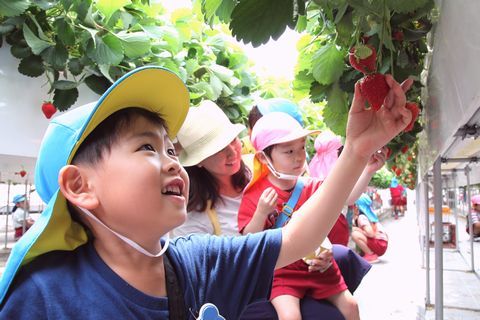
[53,80,79,90]
[18,55,45,77]
[116,31,151,59]
[53,87,79,111]
[230,0,300,47]
[0,0,30,17]
[41,43,68,70]
[10,44,32,59]
[96,0,131,22]
[23,24,52,55]
[322,82,348,136]
[387,0,428,14]
[68,58,84,76]
[84,74,110,95]
[87,34,124,66]
[312,44,345,85]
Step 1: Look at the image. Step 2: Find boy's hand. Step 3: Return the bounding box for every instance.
[257,187,278,218]
[345,75,412,160]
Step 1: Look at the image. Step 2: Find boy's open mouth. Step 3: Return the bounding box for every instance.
[162,179,184,196]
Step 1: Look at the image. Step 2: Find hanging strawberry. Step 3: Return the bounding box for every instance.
[358,73,389,111]
[349,44,377,74]
[401,145,409,154]
[403,102,420,132]
[42,102,57,119]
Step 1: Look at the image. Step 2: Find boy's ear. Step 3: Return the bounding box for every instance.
[58,165,99,210]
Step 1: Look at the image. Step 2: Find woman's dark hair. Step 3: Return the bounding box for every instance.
[187,161,251,212]
[247,105,263,130]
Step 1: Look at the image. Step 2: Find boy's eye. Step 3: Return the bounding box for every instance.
[139,144,156,152]
[167,148,177,157]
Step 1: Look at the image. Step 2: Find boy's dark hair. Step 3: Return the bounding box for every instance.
[247,105,262,130]
[187,162,250,212]
[72,107,166,165]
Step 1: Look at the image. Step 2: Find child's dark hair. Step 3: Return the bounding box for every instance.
[72,107,166,165]
[187,162,250,212]
[247,105,263,130]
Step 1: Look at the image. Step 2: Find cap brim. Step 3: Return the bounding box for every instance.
[179,123,245,167]
[70,66,189,163]
[273,129,321,146]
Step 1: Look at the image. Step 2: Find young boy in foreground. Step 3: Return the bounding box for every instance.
[0,66,411,319]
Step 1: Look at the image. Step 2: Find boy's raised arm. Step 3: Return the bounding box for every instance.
[276,75,411,269]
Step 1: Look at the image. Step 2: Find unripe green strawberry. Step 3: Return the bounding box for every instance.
[358,73,389,111]
[403,102,420,132]
[349,44,377,74]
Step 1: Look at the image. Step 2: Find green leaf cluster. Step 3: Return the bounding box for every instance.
[202,0,435,187]
[0,0,258,121]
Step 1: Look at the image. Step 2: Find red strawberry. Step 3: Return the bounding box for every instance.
[42,102,57,119]
[392,30,404,41]
[349,44,377,74]
[358,73,389,111]
[19,170,27,177]
[401,145,409,154]
[395,168,402,176]
[403,102,420,132]
[391,165,397,172]
[385,147,392,159]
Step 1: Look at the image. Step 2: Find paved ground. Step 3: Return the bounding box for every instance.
[0,208,479,319]
[354,201,480,319]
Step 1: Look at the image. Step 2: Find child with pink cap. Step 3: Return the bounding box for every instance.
[309,132,388,245]
[238,112,360,320]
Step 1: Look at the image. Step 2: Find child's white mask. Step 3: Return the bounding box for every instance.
[261,151,307,181]
[78,207,169,258]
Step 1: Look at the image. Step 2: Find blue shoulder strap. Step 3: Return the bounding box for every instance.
[274,178,305,228]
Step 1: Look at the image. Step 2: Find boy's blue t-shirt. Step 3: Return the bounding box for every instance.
[0,229,282,319]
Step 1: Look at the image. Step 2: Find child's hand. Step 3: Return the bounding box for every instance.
[305,250,333,273]
[345,75,412,160]
[365,146,388,174]
[257,187,278,218]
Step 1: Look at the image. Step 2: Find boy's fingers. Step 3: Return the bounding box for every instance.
[400,77,414,93]
[384,74,406,110]
[351,81,366,113]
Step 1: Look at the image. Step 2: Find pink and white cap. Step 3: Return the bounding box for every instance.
[251,112,320,152]
[472,194,480,205]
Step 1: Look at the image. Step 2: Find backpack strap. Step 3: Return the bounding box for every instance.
[274,178,305,228]
[164,253,187,320]
[205,200,222,235]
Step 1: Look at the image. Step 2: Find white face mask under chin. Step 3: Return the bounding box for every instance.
[77,207,169,258]
[261,151,307,181]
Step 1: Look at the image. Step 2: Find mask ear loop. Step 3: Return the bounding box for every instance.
[260,151,306,181]
[77,207,169,258]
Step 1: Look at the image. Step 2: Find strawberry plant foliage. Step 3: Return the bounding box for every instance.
[202,0,435,187]
[0,0,258,123]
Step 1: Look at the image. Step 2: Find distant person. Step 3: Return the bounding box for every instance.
[351,194,389,263]
[11,194,34,240]
[389,177,406,219]
[467,195,480,237]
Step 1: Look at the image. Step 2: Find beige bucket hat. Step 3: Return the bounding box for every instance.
[177,100,246,166]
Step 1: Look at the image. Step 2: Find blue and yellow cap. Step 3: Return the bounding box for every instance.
[0,66,190,303]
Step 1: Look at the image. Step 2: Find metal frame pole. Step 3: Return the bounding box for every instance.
[465,166,474,272]
[433,158,443,320]
[4,181,11,249]
[424,175,431,306]
[452,170,459,250]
